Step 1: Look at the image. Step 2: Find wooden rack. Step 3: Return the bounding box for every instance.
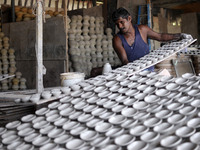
[1,0,99,10]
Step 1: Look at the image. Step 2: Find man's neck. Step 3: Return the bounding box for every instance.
[124,25,135,37]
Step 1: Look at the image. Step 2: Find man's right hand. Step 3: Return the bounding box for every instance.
[180,33,193,39]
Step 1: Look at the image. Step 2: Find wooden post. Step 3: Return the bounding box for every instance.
[92,0,96,6]
[36,0,44,93]
[64,0,69,72]
[147,0,154,50]
[55,0,59,12]
[11,0,15,22]
[18,0,22,6]
[48,0,52,7]
[103,0,107,29]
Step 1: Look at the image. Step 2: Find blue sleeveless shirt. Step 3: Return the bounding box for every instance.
[117,25,154,71]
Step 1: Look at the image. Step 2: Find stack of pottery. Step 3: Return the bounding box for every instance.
[8,48,17,75]
[106,28,121,66]
[1,79,8,91]
[69,15,81,73]
[68,15,121,77]
[0,24,27,91]
[83,15,92,76]
[12,78,20,90]
[1,69,200,149]
[95,17,104,68]
[15,6,35,22]
[15,6,69,22]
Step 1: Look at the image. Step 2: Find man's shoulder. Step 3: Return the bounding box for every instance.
[137,24,148,30]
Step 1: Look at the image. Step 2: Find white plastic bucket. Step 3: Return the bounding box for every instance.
[60,72,85,87]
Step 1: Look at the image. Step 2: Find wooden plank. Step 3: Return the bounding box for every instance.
[24,0,28,6]
[36,0,44,93]
[87,0,89,8]
[55,0,59,12]
[30,0,34,7]
[18,0,22,6]
[82,0,85,8]
[62,0,65,8]
[64,0,69,72]
[103,0,107,28]
[11,0,15,22]
[77,0,80,9]
[0,110,34,120]
[0,106,34,113]
[72,0,75,10]
[92,0,96,6]
[67,0,70,10]
[48,0,52,8]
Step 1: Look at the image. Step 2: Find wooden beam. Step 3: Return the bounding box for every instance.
[152,0,197,8]
[87,0,90,8]
[173,2,200,13]
[18,0,22,6]
[30,0,34,7]
[77,0,80,9]
[36,0,44,93]
[11,0,15,22]
[48,0,52,7]
[82,0,85,8]
[62,0,65,8]
[64,0,69,72]
[103,0,107,28]
[92,0,96,6]
[67,0,70,10]
[72,0,75,10]
[24,0,28,6]
[55,0,59,12]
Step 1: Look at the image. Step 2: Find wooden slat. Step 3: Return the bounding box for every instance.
[77,0,80,9]
[87,0,90,8]
[62,0,65,8]
[30,0,34,7]
[64,0,69,72]
[55,0,59,11]
[103,0,107,28]
[48,0,52,8]
[36,0,44,93]
[82,0,85,8]
[72,0,75,10]
[67,0,70,10]
[18,0,22,6]
[24,0,28,6]
[92,0,96,6]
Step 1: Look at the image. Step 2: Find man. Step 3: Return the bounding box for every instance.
[112,7,192,71]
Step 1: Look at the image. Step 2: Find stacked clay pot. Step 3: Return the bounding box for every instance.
[0,19,27,91]
[14,5,66,22]
[15,6,35,22]
[68,15,121,77]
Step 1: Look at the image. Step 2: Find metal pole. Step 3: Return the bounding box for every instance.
[36,0,44,93]
[147,0,152,50]
[64,0,69,72]
[137,5,141,25]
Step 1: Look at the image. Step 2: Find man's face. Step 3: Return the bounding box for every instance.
[115,16,131,33]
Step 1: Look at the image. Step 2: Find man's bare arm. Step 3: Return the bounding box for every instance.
[113,35,129,65]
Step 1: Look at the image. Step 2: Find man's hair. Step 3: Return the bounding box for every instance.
[112,7,130,22]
